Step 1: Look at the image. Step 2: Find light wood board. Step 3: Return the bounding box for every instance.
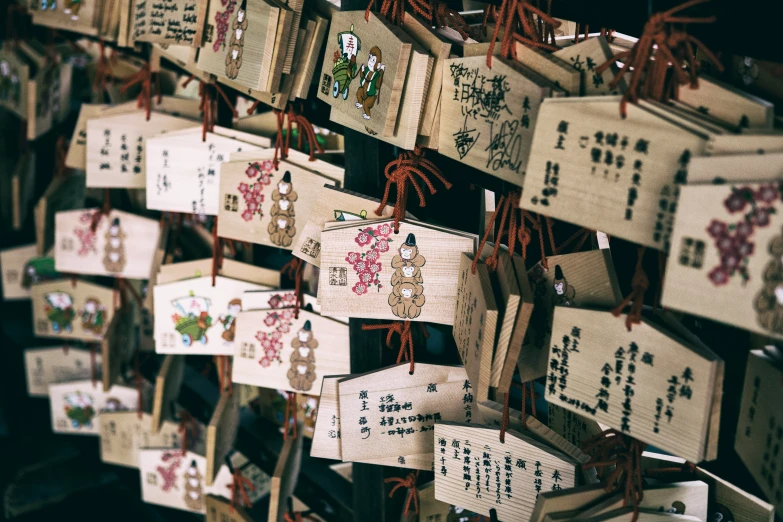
[31,279,115,342]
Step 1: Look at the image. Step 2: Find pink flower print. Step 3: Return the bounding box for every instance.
[282,293,297,304]
[268,296,282,308]
[755,184,779,204]
[716,235,734,253]
[376,223,392,237]
[278,323,291,334]
[724,187,753,213]
[360,270,374,284]
[281,310,293,320]
[354,260,367,273]
[242,210,253,222]
[271,331,282,341]
[259,173,272,185]
[264,314,277,327]
[346,252,361,264]
[238,182,249,194]
[721,250,741,271]
[365,249,380,263]
[266,348,277,359]
[368,262,382,274]
[377,238,390,253]
[736,240,755,257]
[259,357,271,368]
[735,220,754,238]
[213,41,220,52]
[709,266,730,285]
[355,231,372,247]
[751,207,772,227]
[252,183,262,194]
[706,220,727,238]
[260,160,274,173]
[352,281,368,295]
[245,166,256,177]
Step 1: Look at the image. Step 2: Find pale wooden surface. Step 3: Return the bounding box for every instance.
[318,219,476,324]
[310,374,349,459]
[520,98,708,251]
[152,43,213,82]
[531,484,609,522]
[131,0,207,46]
[573,482,708,521]
[662,183,783,341]
[231,308,350,394]
[553,36,625,96]
[678,77,774,129]
[454,253,497,403]
[206,495,253,522]
[268,431,304,522]
[24,347,99,397]
[519,250,622,382]
[157,258,279,287]
[439,55,553,186]
[31,279,115,342]
[514,43,581,96]
[434,422,579,521]
[293,13,328,99]
[230,148,344,186]
[546,307,723,463]
[206,392,240,485]
[55,209,161,279]
[338,363,480,470]
[152,354,185,432]
[99,412,180,468]
[153,275,270,355]
[0,243,37,300]
[547,403,603,451]
[687,153,783,184]
[577,508,700,521]
[35,172,86,255]
[266,5,294,92]
[49,380,138,436]
[707,134,783,156]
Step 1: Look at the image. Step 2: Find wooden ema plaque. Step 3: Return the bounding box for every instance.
[218,155,336,249]
[317,11,412,137]
[0,243,38,300]
[677,77,774,129]
[49,380,138,436]
[688,153,783,184]
[520,250,623,382]
[706,134,783,156]
[318,219,476,325]
[519,98,709,252]
[206,495,253,522]
[513,43,581,96]
[552,36,625,96]
[131,0,208,46]
[24,347,99,397]
[31,279,115,342]
[736,350,783,514]
[546,403,603,451]
[439,55,554,186]
[66,102,136,170]
[545,307,723,463]
[206,392,240,485]
[157,258,279,288]
[572,482,709,521]
[55,209,161,280]
[433,422,579,522]
[99,412,180,468]
[232,308,350,394]
[269,433,304,522]
[310,374,349,460]
[85,111,195,188]
[531,484,608,522]
[662,183,783,341]
[338,363,480,470]
[153,275,270,355]
[151,354,185,431]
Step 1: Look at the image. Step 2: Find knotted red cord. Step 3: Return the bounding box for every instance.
[93,40,114,99]
[611,246,648,331]
[90,189,112,233]
[286,106,324,161]
[228,469,255,510]
[472,191,523,274]
[119,62,153,121]
[283,391,298,440]
[486,0,561,68]
[581,429,646,522]
[499,381,537,443]
[573,22,590,43]
[376,147,451,233]
[385,470,420,516]
[432,1,472,39]
[645,459,698,478]
[199,83,238,142]
[361,321,428,374]
[554,227,592,255]
[594,0,722,118]
[365,0,405,24]
[178,411,199,455]
[280,258,305,319]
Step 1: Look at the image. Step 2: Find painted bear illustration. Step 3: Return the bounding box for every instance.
[103,217,126,273]
[287,320,319,391]
[268,171,298,247]
[389,233,426,319]
[225,0,248,79]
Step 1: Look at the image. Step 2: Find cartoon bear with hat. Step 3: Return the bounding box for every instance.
[268,171,298,247]
[389,233,426,319]
[287,320,319,391]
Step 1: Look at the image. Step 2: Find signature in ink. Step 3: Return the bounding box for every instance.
[485,119,522,173]
[454,116,480,160]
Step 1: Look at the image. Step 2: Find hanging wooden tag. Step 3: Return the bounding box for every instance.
[310,374,350,460]
[454,252,498,404]
[49,380,138,436]
[513,43,581,96]
[232,308,350,394]
[85,112,196,188]
[0,48,30,120]
[687,153,783,184]
[152,354,186,432]
[520,250,623,382]
[736,350,783,514]
[35,172,86,255]
[318,219,476,324]
[206,392,240,485]
[66,102,135,170]
[153,275,269,355]
[677,77,773,129]
[131,0,207,46]
[30,0,101,35]
[218,157,335,249]
[439,55,555,186]
[291,185,397,267]
[31,279,115,342]
[269,431,304,522]
[151,43,212,82]
[99,412,180,468]
[547,404,604,451]
[317,11,412,137]
[532,484,610,522]
[662,183,783,340]
[145,128,264,216]
[434,422,580,521]
[100,310,126,391]
[520,98,709,251]
[291,13,328,99]
[572,508,700,521]
[546,307,723,463]
[414,482,452,522]
[11,153,36,232]
[552,36,625,96]
[230,147,345,187]
[1,243,38,300]
[575,482,709,521]
[242,288,326,316]
[216,450,273,503]
[24,347,98,397]
[338,363,481,470]
[706,134,783,156]
[206,495,253,522]
[157,258,279,287]
[55,209,161,279]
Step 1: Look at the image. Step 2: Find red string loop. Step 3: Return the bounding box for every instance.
[228,469,255,510]
[385,470,420,516]
[611,246,649,331]
[283,392,298,440]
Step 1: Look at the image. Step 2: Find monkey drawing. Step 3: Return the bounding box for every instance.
[551,264,576,307]
[102,217,126,273]
[389,233,426,319]
[287,320,319,391]
[225,0,248,79]
[355,46,385,120]
[268,171,298,247]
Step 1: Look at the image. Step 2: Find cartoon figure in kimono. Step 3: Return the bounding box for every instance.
[64,391,95,428]
[218,298,242,343]
[81,297,106,335]
[331,25,361,100]
[45,291,76,333]
[171,292,213,346]
[355,46,385,120]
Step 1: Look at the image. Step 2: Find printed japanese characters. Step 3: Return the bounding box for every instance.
[153,276,269,355]
[552,36,625,96]
[434,422,579,521]
[50,381,138,436]
[545,307,723,463]
[439,55,554,186]
[31,279,115,342]
[310,375,349,460]
[520,98,708,251]
[232,308,349,394]
[317,12,412,136]
[736,349,783,514]
[318,219,476,324]
[663,183,783,341]
[338,364,481,470]
[55,209,161,279]
[24,347,99,397]
[132,0,207,46]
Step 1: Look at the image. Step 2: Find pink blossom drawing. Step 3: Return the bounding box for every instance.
[347,225,392,295]
[157,452,182,492]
